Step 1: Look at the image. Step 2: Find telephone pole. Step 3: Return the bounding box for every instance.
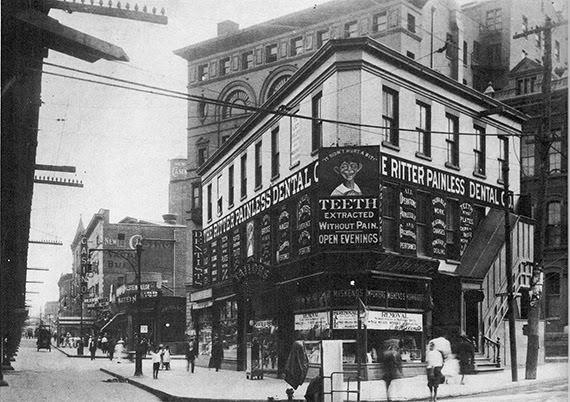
[513,16,567,380]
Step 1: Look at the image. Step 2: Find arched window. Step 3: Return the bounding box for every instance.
[266,75,291,99]
[222,89,251,119]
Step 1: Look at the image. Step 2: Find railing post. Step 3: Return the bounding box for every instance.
[495,337,501,367]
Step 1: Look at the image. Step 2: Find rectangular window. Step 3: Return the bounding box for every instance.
[311,92,322,151]
[388,9,399,28]
[290,36,304,56]
[207,184,212,221]
[197,64,208,81]
[548,137,562,173]
[446,199,460,260]
[473,41,480,63]
[406,51,415,59]
[445,33,453,59]
[463,41,468,65]
[416,102,431,157]
[192,182,201,209]
[220,57,230,76]
[216,175,223,216]
[535,31,541,48]
[555,40,560,62]
[407,14,416,33]
[546,202,562,247]
[228,165,234,207]
[474,126,486,175]
[197,146,208,166]
[240,154,247,198]
[486,8,502,31]
[271,127,280,178]
[382,87,399,146]
[372,12,387,32]
[242,51,254,70]
[255,141,262,188]
[521,138,535,176]
[316,30,329,48]
[498,136,508,183]
[488,43,501,64]
[266,44,278,63]
[446,114,459,167]
[344,21,358,38]
[382,184,397,251]
[416,191,430,256]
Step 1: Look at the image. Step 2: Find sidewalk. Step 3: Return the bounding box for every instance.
[85,351,567,402]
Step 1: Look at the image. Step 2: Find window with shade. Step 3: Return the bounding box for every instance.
[271,127,280,178]
[382,184,397,251]
[546,201,562,247]
[473,125,486,176]
[316,30,329,48]
[255,141,262,188]
[311,92,322,152]
[240,154,247,199]
[548,135,562,173]
[446,114,459,167]
[445,199,460,260]
[228,165,234,207]
[207,184,212,222]
[382,87,399,146]
[416,102,431,157]
[416,191,431,256]
[497,136,508,183]
[521,138,535,176]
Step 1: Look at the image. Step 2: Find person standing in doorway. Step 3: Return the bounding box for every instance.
[209,336,224,372]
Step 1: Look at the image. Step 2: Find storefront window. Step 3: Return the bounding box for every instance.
[220,300,238,360]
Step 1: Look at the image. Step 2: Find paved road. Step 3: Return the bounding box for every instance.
[440,378,568,402]
[0,338,160,402]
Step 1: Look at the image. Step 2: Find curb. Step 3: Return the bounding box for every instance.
[99,368,305,402]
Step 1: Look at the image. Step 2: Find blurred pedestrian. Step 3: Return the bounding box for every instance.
[107,337,115,361]
[88,336,97,360]
[101,334,108,355]
[185,337,198,373]
[381,339,402,402]
[209,337,224,372]
[426,341,444,402]
[456,337,475,385]
[114,338,125,362]
[150,346,161,379]
[162,345,171,370]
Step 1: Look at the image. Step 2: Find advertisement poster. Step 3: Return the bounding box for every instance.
[296,194,312,257]
[366,311,423,332]
[232,227,242,269]
[399,186,417,254]
[277,204,291,263]
[260,213,272,265]
[460,202,474,256]
[318,146,380,250]
[202,241,211,286]
[220,234,230,281]
[332,310,358,329]
[431,196,447,258]
[246,220,255,258]
[211,238,218,283]
[192,230,203,287]
[294,311,330,331]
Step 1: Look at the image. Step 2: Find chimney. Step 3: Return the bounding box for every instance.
[218,20,239,37]
[162,213,178,224]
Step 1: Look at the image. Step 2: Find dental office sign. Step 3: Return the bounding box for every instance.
[380,154,513,209]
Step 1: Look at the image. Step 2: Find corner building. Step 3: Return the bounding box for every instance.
[195,36,533,377]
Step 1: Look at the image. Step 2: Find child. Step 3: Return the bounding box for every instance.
[426,342,444,402]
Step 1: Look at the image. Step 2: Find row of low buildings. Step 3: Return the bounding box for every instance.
[55,0,567,376]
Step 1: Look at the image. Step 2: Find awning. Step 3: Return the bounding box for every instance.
[214,294,236,302]
[99,312,125,333]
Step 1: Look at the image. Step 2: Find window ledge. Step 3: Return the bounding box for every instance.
[445,259,461,265]
[311,149,320,157]
[497,179,505,186]
[240,194,247,201]
[445,162,460,171]
[382,141,400,151]
[254,184,263,192]
[290,161,301,170]
[415,152,432,162]
[473,171,486,179]
[271,174,280,182]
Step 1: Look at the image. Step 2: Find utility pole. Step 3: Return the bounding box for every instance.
[502,146,518,381]
[513,16,567,380]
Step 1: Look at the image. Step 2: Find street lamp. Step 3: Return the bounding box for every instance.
[90,235,144,377]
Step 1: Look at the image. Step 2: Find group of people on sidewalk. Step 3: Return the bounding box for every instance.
[149,344,173,379]
[380,332,475,402]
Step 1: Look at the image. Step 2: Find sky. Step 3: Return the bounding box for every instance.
[27,0,337,317]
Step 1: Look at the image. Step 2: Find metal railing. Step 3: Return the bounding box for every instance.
[482,336,501,367]
[322,370,360,402]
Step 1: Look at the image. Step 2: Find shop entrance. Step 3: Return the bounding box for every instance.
[464,290,484,349]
